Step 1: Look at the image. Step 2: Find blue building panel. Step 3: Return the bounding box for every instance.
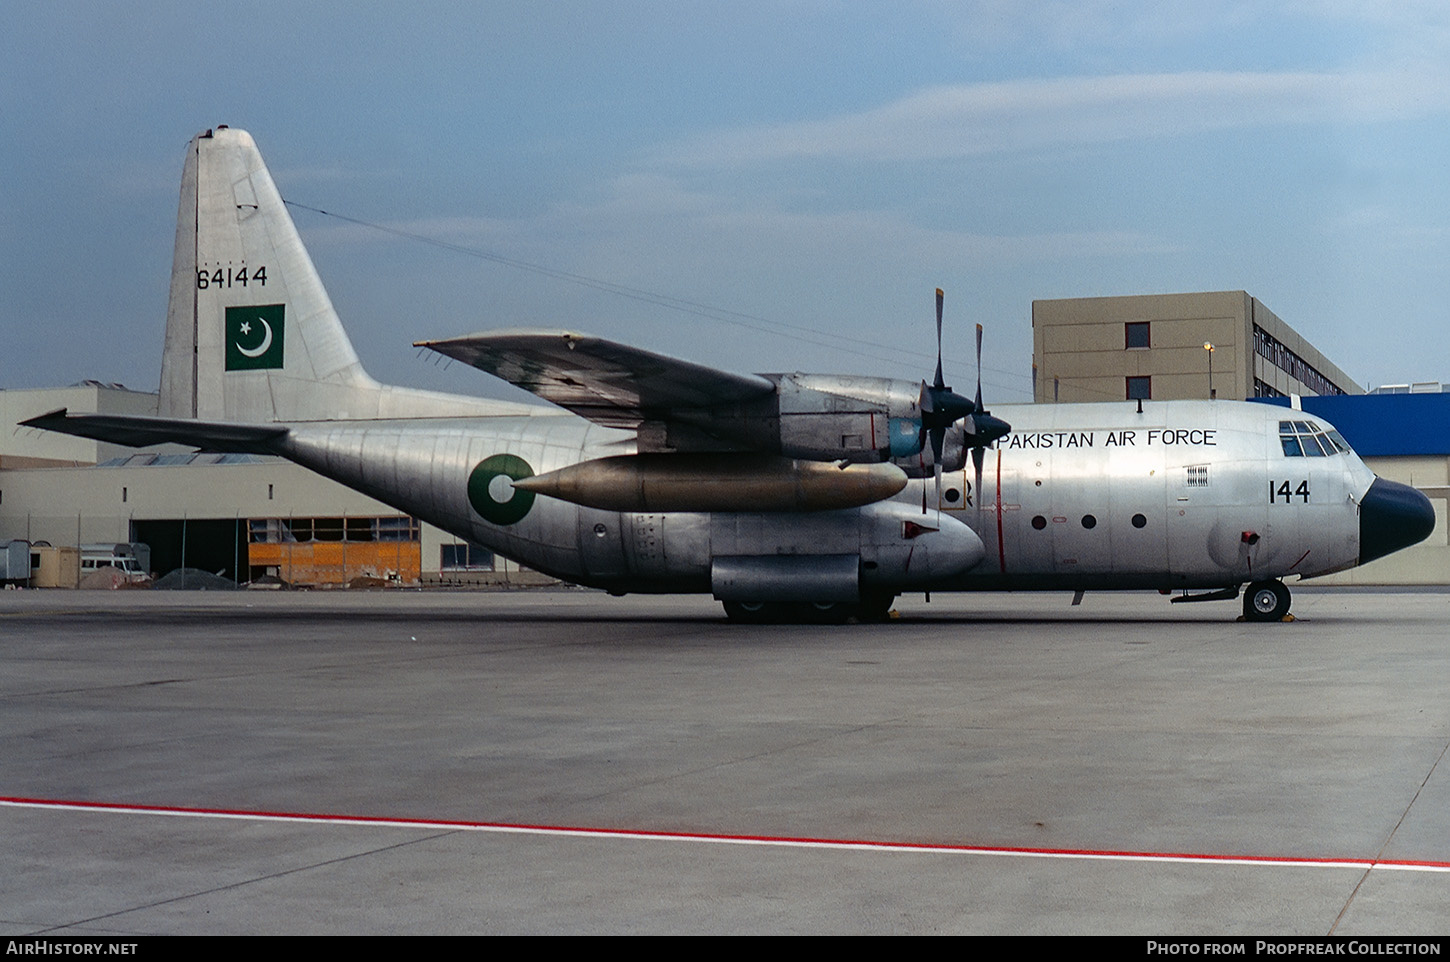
[1250,394,1450,457]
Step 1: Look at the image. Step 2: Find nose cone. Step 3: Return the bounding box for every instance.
[1360,478,1437,565]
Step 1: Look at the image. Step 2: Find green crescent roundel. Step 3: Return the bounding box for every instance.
[468,454,536,525]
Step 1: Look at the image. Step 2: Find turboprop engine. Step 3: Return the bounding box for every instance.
[685,290,1009,478]
[674,374,968,475]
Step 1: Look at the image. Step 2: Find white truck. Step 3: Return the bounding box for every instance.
[79,543,152,584]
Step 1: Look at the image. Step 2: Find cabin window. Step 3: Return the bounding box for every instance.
[1126,376,1151,400]
[1125,322,1150,349]
[1278,420,1343,458]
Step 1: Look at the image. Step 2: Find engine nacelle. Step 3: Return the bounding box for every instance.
[672,373,962,465]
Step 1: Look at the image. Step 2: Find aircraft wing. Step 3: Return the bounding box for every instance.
[18,409,288,454]
[415,330,776,429]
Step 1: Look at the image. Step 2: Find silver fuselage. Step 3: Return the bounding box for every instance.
[275,397,1376,595]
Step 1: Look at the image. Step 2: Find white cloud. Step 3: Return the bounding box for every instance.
[662,68,1450,166]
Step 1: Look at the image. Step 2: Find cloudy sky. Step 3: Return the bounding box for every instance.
[4,1,1448,405]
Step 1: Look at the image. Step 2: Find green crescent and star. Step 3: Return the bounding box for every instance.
[225,304,286,371]
[468,454,536,525]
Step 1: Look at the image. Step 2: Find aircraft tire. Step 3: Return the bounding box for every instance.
[857,591,897,623]
[722,600,778,624]
[1243,580,1291,622]
[804,602,854,624]
[721,600,866,624]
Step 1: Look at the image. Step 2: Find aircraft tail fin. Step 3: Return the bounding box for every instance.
[156,127,555,424]
[158,126,384,422]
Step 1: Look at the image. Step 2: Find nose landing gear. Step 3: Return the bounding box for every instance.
[722,591,898,625]
[1243,580,1292,622]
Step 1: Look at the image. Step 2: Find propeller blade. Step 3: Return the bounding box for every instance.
[972,445,985,510]
[975,322,984,412]
[921,453,929,514]
[934,289,945,389]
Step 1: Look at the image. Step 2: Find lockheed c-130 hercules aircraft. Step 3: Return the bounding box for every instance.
[23,127,1437,622]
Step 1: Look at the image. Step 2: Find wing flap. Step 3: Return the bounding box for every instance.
[19,409,288,454]
[416,330,775,428]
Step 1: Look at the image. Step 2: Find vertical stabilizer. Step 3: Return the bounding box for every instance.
[158,127,380,422]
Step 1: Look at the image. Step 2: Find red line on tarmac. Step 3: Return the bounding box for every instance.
[5,795,1449,872]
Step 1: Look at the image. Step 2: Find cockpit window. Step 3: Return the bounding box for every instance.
[1279,419,1345,457]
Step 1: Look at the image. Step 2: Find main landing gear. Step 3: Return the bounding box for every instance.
[1243,579,1292,622]
[722,591,897,625]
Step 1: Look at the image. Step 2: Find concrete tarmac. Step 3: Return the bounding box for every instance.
[2,587,1449,935]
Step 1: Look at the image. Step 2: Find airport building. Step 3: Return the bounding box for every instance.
[1032,290,1362,404]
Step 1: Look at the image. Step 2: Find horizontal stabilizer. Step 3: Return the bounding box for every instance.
[416,330,775,429]
[19,409,288,454]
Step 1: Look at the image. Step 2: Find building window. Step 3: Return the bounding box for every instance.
[441,543,494,571]
[1253,323,1346,396]
[1125,321,1150,349]
[1126,376,1151,400]
[1254,378,1286,399]
[248,516,420,543]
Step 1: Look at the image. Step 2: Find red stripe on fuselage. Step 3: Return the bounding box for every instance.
[996,449,1006,574]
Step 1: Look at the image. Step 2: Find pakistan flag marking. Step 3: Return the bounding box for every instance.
[468,454,536,525]
[225,304,285,371]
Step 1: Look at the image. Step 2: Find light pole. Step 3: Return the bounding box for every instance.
[1203,342,1216,399]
